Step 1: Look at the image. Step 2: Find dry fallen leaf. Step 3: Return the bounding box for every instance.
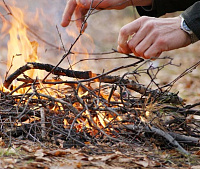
[21,145,33,153]
[51,163,75,169]
[118,157,133,163]
[50,160,83,169]
[34,149,45,158]
[45,149,68,157]
[134,154,147,158]
[191,166,200,169]
[76,162,82,168]
[90,161,106,167]
[100,154,119,162]
[3,158,17,164]
[134,160,149,167]
[3,164,14,169]
[160,151,169,159]
[65,148,80,154]
[0,148,16,155]
[29,161,47,168]
[195,150,200,155]
[35,156,51,162]
[75,154,89,161]
[0,138,5,147]
[186,115,200,122]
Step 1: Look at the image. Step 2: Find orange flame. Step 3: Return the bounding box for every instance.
[7,6,39,73]
[65,28,94,70]
[0,3,44,92]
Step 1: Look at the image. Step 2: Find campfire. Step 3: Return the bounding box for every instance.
[0,0,200,160]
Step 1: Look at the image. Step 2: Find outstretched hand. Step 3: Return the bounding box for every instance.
[117,16,191,59]
[61,0,132,31]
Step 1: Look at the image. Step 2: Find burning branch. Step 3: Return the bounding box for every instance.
[3,62,183,104]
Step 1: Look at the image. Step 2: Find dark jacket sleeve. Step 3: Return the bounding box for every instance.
[182,2,200,39]
[136,0,200,39]
[136,0,198,17]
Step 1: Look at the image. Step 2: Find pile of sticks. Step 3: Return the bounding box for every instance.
[1,58,200,156]
[1,0,200,157]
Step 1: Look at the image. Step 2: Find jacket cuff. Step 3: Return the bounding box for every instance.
[181,2,200,40]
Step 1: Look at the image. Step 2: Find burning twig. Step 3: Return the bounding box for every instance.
[36,93,80,116]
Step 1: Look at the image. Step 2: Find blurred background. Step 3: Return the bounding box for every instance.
[1,0,200,104]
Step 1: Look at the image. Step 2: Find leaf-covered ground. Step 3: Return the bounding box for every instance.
[0,139,200,169]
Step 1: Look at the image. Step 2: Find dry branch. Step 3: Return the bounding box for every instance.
[3,62,92,88]
[124,124,190,156]
[3,62,182,104]
[163,105,200,116]
[168,132,200,145]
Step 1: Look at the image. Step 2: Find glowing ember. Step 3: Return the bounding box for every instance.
[63,119,69,129]
[145,111,150,117]
[140,116,147,123]
[15,116,40,126]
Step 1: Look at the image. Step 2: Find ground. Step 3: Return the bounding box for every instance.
[0,139,200,169]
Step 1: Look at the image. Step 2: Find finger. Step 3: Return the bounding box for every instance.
[133,34,154,57]
[144,51,161,60]
[117,45,131,54]
[127,35,140,57]
[143,44,163,59]
[75,6,88,31]
[150,52,161,60]
[127,24,152,55]
[118,19,142,54]
[61,0,77,27]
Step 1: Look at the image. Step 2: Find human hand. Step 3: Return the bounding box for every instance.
[61,0,132,31]
[117,16,191,59]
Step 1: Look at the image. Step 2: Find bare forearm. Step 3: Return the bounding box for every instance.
[61,0,153,29]
[131,0,153,6]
